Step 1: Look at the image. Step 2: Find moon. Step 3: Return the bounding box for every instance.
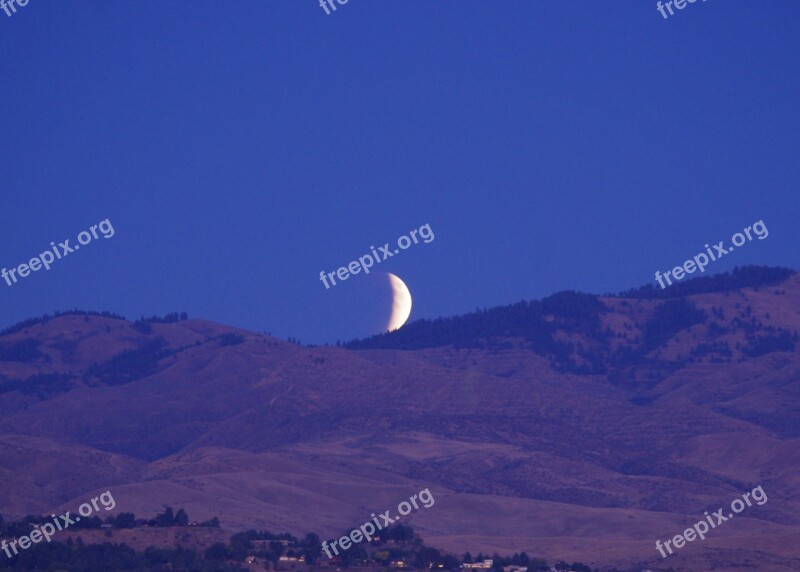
[386,273,412,332]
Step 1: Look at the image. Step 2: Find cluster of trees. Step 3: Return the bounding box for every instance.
[111,506,212,529]
[0,513,109,538]
[218,333,246,346]
[138,313,189,324]
[641,298,706,350]
[344,291,606,364]
[0,508,219,538]
[0,520,601,571]
[76,333,250,389]
[218,524,550,571]
[321,525,594,571]
[0,372,74,398]
[149,506,220,528]
[0,309,190,340]
[0,538,247,571]
[0,310,127,338]
[462,551,547,570]
[82,337,184,386]
[0,338,45,363]
[132,312,189,334]
[742,330,796,357]
[204,530,316,566]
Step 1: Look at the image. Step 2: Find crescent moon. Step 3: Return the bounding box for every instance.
[386,273,412,332]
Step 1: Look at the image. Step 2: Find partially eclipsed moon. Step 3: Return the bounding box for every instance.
[387,273,412,332]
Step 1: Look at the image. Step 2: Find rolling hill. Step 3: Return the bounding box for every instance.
[1,266,799,571]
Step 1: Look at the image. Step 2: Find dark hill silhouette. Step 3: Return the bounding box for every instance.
[345,266,794,352]
[346,266,798,378]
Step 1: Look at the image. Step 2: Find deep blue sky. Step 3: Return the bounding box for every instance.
[2,1,799,344]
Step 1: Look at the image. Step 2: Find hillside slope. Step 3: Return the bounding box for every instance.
[0,268,798,571]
